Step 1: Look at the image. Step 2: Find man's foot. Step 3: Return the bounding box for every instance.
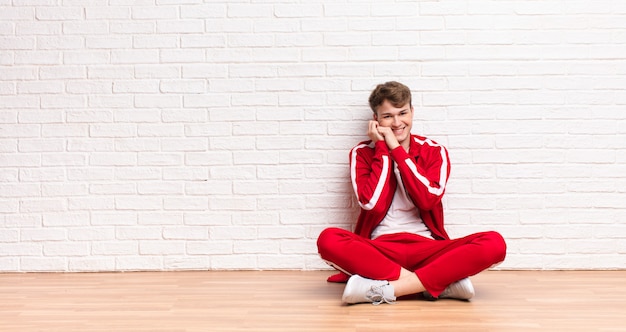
[423,277,475,301]
[342,275,396,305]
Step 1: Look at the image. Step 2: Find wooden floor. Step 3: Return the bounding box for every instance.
[0,270,625,331]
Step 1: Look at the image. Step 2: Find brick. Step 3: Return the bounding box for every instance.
[348,18,394,32]
[135,95,181,108]
[227,4,273,18]
[89,183,135,195]
[69,258,115,272]
[234,212,279,226]
[14,51,60,65]
[210,226,256,240]
[112,50,159,64]
[136,153,180,166]
[258,196,305,211]
[258,254,303,269]
[110,22,153,34]
[113,110,159,124]
[62,21,109,35]
[131,6,177,20]
[86,36,132,49]
[160,49,205,63]
[157,20,204,34]
[138,212,182,226]
[68,197,115,211]
[19,167,65,181]
[85,6,129,19]
[87,96,132,110]
[160,79,205,94]
[133,35,178,49]
[163,227,209,240]
[0,96,39,109]
[301,18,347,32]
[67,81,113,94]
[87,65,133,79]
[181,35,226,48]
[91,212,137,226]
[209,197,256,211]
[140,241,185,255]
[0,7,33,20]
[180,4,226,19]
[233,181,278,195]
[116,226,163,240]
[280,239,315,254]
[163,197,208,210]
[39,65,85,79]
[21,228,66,241]
[0,229,19,242]
[228,33,274,47]
[258,226,305,239]
[20,258,66,272]
[112,80,158,94]
[137,124,184,137]
[67,138,114,152]
[0,37,34,50]
[44,242,90,256]
[186,241,232,255]
[163,167,208,181]
[234,240,278,254]
[0,183,41,197]
[0,200,18,213]
[115,256,163,271]
[138,182,184,195]
[185,181,231,195]
[196,210,233,225]
[274,4,322,18]
[255,19,300,33]
[206,18,252,33]
[0,21,13,35]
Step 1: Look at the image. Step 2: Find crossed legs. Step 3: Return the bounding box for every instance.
[317,228,506,298]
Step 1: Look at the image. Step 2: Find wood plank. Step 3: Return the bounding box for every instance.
[0,270,624,331]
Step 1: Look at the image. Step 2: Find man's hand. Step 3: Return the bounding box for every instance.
[378,126,400,150]
[368,121,400,150]
[367,120,384,142]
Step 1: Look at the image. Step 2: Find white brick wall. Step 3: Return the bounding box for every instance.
[1,0,625,272]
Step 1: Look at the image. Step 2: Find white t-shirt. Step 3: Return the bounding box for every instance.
[371,163,433,240]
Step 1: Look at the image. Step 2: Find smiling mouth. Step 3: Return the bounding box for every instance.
[392,127,406,135]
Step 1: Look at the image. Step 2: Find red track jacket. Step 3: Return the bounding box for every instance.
[349,135,451,241]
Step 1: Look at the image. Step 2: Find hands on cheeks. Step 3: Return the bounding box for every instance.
[368,120,400,150]
[368,120,384,142]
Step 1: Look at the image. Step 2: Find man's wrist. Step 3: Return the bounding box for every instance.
[384,137,400,150]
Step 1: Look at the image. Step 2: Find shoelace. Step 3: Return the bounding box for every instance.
[365,284,394,305]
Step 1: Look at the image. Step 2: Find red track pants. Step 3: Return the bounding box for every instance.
[317,227,507,297]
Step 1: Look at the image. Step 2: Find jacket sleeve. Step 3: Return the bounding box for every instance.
[390,139,450,211]
[349,140,393,212]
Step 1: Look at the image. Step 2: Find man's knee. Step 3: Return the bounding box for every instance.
[317,227,351,259]
[483,231,507,264]
[317,227,339,256]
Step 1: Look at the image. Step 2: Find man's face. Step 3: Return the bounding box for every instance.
[374,100,413,146]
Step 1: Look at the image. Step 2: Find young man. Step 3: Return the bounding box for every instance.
[317,81,506,305]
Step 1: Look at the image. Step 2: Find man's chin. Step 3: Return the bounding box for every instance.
[395,133,409,142]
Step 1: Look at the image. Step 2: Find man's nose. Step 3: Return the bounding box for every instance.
[393,116,401,126]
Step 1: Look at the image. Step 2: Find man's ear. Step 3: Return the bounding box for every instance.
[372,112,378,121]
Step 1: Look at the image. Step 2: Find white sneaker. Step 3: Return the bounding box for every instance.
[342,275,396,305]
[424,277,474,301]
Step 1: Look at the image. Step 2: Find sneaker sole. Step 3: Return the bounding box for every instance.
[445,278,474,300]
